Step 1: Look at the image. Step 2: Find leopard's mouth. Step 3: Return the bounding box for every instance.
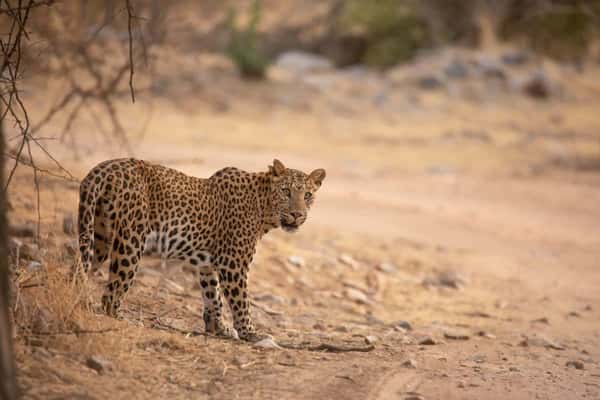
[281,221,299,232]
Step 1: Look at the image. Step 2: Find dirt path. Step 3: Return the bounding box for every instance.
[46,142,596,400]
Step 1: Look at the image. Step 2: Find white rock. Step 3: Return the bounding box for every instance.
[253,337,282,350]
[364,335,378,345]
[287,255,305,268]
[339,253,359,269]
[275,51,333,74]
[344,287,368,304]
[376,262,398,273]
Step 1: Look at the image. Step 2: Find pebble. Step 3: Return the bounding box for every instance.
[566,360,584,370]
[339,253,359,269]
[334,326,348,333]
[443,330,470,340]
[86,356,113,374]
[519,335,565,350]
[401,358,417,369]
[417,336,437,345]
[253,337,282,350]
[287,255,305,268]
[376,262,398,274]
[422,270,467,289]
[364,335,378,345]
[344,287,368,304]
[392,320,413,331]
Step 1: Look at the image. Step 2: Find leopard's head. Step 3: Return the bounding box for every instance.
[269,159,326,232]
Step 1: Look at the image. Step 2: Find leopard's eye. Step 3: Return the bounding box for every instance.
[304,192,312,200]
[282,188,291,197]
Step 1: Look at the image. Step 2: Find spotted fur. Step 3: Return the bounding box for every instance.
[76,158,325,341]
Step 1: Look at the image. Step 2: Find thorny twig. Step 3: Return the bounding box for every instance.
[1,0,143,240]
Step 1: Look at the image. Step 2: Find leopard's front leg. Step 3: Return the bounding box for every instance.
[218,256,269,342]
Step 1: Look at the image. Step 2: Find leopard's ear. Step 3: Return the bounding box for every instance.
[308,168,326,187]
[270,159,286,177]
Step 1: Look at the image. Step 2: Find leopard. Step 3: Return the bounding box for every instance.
[76,158,325,341]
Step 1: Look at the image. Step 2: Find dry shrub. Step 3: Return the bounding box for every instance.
[12,252,120,354]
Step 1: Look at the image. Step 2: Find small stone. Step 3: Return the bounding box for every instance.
[501,51,530,66]
[334,326,348,333]
[402,392,424,400]
[476,331,496,339]
[509,366,519,372]
[519,335,565,350]
[445,60,468,79]
[422,270,467,289]
[339,253,359,269]
[313,323,326,331]
[253,337,282,350]
[443,330,470,340]
[376,262,398,274]
[457,380,466,388]
[417,336,436,345]
[364,335,378,345]
[401,358,417,369]
[86,356,113,374]
[522,71,552,99]
[470,354,486,363]
[62,214,76,235]
[567,311,581,318]
[391,320,413,331]
[531,317,549,324]
[418,75,443,89]
[287,255,305,268]
[344,287,368,304]
[566,360,584,370]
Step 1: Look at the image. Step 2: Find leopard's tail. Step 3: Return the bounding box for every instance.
[75,171,101,277]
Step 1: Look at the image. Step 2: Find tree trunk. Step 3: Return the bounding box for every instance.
[0,108,19,399]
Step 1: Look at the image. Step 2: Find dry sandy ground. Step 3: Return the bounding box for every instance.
[7,54,600,399]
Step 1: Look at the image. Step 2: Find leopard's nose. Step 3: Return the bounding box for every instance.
[290,211,303,220]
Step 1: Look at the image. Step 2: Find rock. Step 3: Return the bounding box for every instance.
[313,323,326,331]
[476,330,496,339]
[567,311,581,318]
[509,366,519,372]
[445,60,468,79]
[274,51,333,74]
[391,320,413,331]
[443,330,470,340]
[62,214,76,235]
[401,358,417,369]
[27,261,44,273]
[519,335,565,350]
[531,317,550,324]
[470,354,486,363]
[253,337,282,350]
[364,335,378,345]
[501,51,530,66]
[522,71,552,99]
[417,335,437,345]
[565,360,584,370]
[422,270,468,289]
[339,253,359,269]
[376,262,398,274]
[418,75,443,89]
[334,326,348,333]
[86,356,113,374]
[476,57,506,79]
[343,287,368,304]
[287,255,305,268]
[8,223,35,238]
